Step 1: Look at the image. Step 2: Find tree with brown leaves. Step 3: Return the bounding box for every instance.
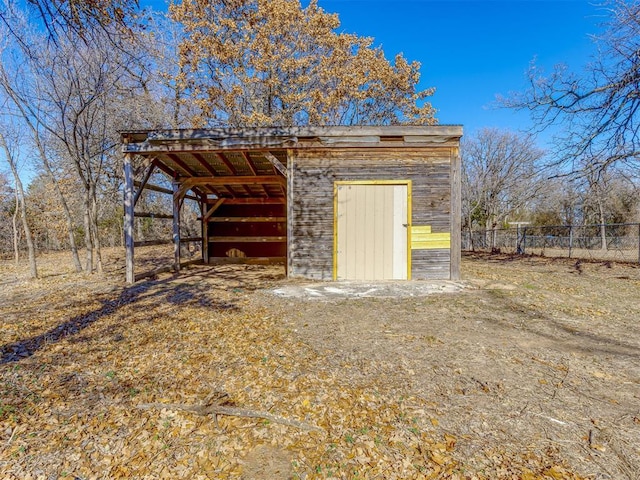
[170,0,436,127]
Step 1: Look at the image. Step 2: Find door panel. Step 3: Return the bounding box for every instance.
[336,183,408,280]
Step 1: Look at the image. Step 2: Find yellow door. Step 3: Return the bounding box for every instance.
[335,183,409,280]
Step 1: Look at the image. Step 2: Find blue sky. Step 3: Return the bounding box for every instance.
[318,0,604,144]
[145,0,606,146]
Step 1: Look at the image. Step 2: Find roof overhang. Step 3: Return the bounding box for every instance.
[121,126,463,202]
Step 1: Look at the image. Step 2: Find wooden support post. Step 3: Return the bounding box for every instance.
[173,181,181,272]
[201,199,209,264]
[124,153,135,284]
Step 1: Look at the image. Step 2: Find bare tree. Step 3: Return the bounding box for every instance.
[0,127,37,277]
[462,129,547,249]
[1,0,139,46]
[0,39,84,271]
[506,0,640,172]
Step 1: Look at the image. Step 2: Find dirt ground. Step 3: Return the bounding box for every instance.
[1,249,639,479]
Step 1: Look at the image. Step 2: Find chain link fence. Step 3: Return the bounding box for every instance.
[462,223,640,263]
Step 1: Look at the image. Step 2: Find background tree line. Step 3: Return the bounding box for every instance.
[1,0,639,276]
[0,0,436,277]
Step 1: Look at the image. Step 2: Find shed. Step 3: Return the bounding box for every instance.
[121,126,463,283]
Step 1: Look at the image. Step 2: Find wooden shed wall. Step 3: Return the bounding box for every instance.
[288,147,456,280]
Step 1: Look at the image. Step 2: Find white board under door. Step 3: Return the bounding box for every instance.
[335,182,410,280]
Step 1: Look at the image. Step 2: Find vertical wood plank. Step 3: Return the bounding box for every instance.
[124,153,135,284]
[173,181,181,272]
[201,196,209,264]
[286,149,294,277]
[450,147,462,280]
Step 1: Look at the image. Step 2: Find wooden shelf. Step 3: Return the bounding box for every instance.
[210,236,286,243]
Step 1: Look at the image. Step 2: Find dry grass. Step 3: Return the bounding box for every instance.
[1,249,639,479]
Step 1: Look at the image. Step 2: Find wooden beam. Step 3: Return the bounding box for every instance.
[210,217,286,223]
[124,153,135,284]
[133,162,156,207]
[216,152,237,174]
[217,197,285,205]
[168,153,197,176]
[133,181,199,201]
[180,237,203,243]
[262,152,288,177]
[236,155,260,197]
[150,158,178,178]
[134,239,173,247]
[191,152,219,176]
[183,175,286,187]
[210,236,286,243]
[203,198,226,222]
[241,152,258,175]
[134,180,171,195]
[134,212,173,219]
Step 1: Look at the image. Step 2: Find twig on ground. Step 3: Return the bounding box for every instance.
[136,401,324,432]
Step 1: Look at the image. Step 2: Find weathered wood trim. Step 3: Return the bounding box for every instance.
[450,147,462,280]
[122,126,463,146]
[124,153,135,284]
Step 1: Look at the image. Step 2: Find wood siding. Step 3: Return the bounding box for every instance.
[289,147,455,280]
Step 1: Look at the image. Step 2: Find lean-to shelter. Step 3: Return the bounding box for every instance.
[121,126,463,283]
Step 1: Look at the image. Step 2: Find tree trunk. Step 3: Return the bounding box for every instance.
[84,192,94,272]
[41,156,83,272]
[12,187,20,264]
[90,186,103,273]
[598,198,607,251]
[1,133,37,278]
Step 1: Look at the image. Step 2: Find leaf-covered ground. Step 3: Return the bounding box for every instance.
[1,250,639,479]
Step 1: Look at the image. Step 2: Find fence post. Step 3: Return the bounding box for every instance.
[522,227,527,255]
[568,225,573,259]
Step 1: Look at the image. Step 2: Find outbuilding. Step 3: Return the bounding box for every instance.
[121,126,463,283]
